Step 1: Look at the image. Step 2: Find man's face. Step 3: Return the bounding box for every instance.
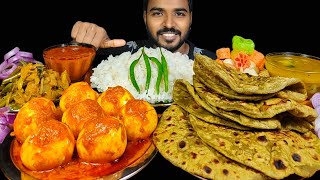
[144,0,192,52]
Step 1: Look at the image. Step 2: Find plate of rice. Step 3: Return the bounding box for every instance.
[90,47,194,105]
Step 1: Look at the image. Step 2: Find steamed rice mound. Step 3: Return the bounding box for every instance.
[90,47,194,104]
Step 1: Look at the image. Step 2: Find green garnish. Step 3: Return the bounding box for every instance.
[129,47,169,94]
[149,57,163,94]
[129,52,143,93]
[160,48,169,92]
[142,48,152,92]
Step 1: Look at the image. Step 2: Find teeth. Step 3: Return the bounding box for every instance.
[162,33,175,37]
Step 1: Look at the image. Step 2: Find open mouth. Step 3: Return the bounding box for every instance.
[160,33,178,42]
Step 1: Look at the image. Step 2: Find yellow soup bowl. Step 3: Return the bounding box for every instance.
[265,52,320,99]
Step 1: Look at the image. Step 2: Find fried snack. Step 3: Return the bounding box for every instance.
[189,114,320,179]
[61,99,106,138]
[76,116,127,163]
[20,119,75,171]
[119,99,158,141]
[13,97,59,143]
[152,104,268,180]
[97,86,134,117]
[59,81,99,112]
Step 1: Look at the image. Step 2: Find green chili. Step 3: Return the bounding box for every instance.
[0,83,13,95]
[160,48,169,92]
[129,52,143,93]
[142,48,152,92]
[149,57,163,94]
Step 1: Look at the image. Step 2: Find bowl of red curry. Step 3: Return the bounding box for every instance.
[43,42,96,82]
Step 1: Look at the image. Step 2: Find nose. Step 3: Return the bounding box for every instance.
[163,14,175,28]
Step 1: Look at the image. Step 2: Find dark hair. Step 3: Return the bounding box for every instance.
[143,0,193,12]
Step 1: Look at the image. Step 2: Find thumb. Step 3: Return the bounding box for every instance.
[100,39,126,48]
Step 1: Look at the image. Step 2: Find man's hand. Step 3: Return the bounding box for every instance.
[71,21,126,49]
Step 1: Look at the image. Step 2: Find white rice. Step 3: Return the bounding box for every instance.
[90,47,194,104]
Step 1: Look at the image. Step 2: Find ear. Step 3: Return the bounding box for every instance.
[143,11,147,25]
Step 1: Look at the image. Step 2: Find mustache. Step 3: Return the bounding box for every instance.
[157,28,181,35]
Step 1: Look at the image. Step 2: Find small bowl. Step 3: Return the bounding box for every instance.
[265,52,320,99]
[43,42,96,82]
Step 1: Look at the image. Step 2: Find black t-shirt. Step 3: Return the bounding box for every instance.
[93,40,216,68]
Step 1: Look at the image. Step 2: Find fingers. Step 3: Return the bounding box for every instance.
[82,24,99,46]
[101,39,126,48]
[70,21,126,49]
[91,27,109,49]
[71,21,82,39]
[71,21,107,49]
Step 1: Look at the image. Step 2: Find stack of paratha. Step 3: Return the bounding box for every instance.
[152,54,320,179]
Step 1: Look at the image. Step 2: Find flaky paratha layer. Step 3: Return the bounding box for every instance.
[152,104,268,180]
[190,115,320,179]
[194,53,306,95]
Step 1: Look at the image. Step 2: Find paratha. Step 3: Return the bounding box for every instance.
[174,79,280,130]
[194,77,317,120]
[189,114,320,179]
[276,84,308,103]
[193,69,275,101]
[175,78,312,133]
[194,67,307,102]
[277,113,314,133]
[173,79,251,130]
[194,53,306,95]
[152,104,269,180]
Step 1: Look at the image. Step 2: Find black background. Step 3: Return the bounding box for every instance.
[1,1,320,179]
[1,1,319,60]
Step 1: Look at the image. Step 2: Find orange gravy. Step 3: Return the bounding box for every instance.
[43,45,96,82]
[43,46,95,60]
[11,138,152,179]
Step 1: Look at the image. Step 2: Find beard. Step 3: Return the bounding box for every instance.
[146,26,191,53]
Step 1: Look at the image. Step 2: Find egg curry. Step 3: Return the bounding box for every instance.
[97,85,134,117]
[62,99,106,138]
[13,97,59,143]
[11,84,158,179]
[20,119,75,171]
[59,81,99,112]
[119,99,158,141]
[77,116,127,163]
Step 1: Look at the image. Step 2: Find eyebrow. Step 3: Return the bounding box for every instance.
[150,7,188,13]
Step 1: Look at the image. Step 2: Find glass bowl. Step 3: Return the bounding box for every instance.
[43,42,96,82]
[265,52,320,99]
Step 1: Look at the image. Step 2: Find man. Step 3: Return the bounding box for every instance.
[71,0,216,66]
